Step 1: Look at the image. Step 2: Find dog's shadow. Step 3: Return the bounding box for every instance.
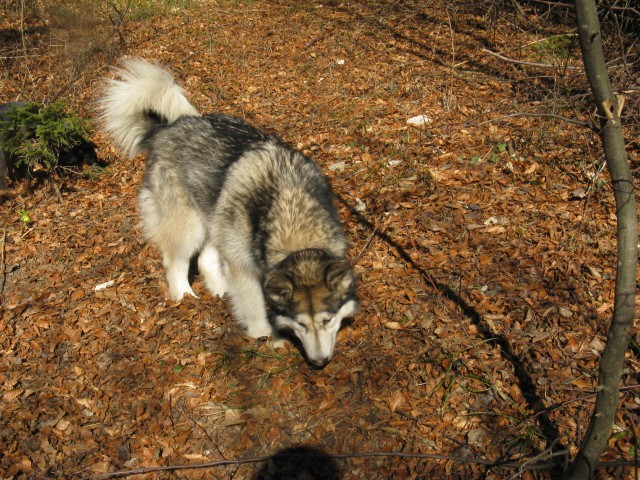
[253,446,342,480]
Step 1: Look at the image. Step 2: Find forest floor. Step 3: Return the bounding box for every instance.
[0,1,639,479]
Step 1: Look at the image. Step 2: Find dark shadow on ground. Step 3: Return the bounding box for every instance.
[253,446,342,480]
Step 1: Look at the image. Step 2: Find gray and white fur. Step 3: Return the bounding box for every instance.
[100,58,358,367]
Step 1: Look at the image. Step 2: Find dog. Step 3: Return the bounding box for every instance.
[100,58,358,367]
[0,101,98,194]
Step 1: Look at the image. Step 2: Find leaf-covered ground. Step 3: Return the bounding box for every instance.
[1,1,638,478]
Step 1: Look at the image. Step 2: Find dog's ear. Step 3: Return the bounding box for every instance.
[264,270,294,306]
[325,260,354,293]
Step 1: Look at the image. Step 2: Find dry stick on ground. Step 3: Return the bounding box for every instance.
[578,155,608,229]
[565,0,638,478]
[445,7,456,66]
[76,452,640,480]
[107,0,132,46]
[354,225,378,262]
[482,48,584,71]
[502,111,596,130]
[509,438,567,480]
[302,26,336,51]
[508,385,640,431]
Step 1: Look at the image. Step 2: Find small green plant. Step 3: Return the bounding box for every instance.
[612,430,640,457]
[468,142,509,165]
[489,142,507,162]
[0,102,92,177]
[530,34,577,61]
[17,209,31,223]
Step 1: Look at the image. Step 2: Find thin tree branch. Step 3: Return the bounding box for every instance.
[354,225,378,261]
[482,48,583,70]
[566,0,638,478]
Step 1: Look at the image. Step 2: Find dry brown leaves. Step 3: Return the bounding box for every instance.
[1,1,638,479]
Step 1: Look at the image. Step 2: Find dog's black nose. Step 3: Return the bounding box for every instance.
[311,357,330,368]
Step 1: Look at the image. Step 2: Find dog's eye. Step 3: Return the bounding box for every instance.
[296,321,307,329]
[322,318,332,326]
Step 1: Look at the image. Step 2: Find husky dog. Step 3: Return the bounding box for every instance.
[100,58,358,367]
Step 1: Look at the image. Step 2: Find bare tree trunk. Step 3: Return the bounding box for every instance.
[565,1,638,478]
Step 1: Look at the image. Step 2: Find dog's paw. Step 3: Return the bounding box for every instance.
[169,287,199,302]
[270,337,285,349]
[205,283,227,298]
[254,335,284,349]
[245,323,275,339]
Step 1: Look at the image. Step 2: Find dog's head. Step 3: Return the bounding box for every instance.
[263,250,358,368]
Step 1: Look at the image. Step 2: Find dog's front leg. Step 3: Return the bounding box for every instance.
[226,265,274,339]
[197,243,227,298]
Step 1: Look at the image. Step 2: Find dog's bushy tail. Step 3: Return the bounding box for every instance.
[100,58,199,157]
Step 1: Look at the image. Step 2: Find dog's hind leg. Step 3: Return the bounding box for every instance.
[163,249,198,301]
[162,214,205,300]
[198,243,227,297]
[139,185,204,301]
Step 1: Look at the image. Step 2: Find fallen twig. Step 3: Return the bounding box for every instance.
[506,384,640,430]
[354,225,378,261]
[75,450,640,479]
[482,48,583,70]
[509,440,567,480]
[502,111,597,131]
